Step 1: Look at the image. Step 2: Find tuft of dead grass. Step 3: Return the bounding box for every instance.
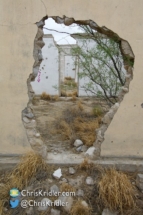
[77,100,83,111]
[41,92,51,100]
[73,116,100,146]
[79,159,104,177]
[72,91,78,96]
[9,151,48,189]
[61,78,78,97]
[0,151,48,214]
[92,105,103,117]
[54,104,101,146]
[71,95,77,102]
[61,91,78,97]
[67,93,73,97]
[98,168,137,214]
[52,95,59,101]
[61,90,67,97]
[60,183,75,193]
[70,200,92,215]
[79,158,94,171]
[65,76,73,80]
[56,120,72,140]
[41,92,59,101]
[64,80,77,88]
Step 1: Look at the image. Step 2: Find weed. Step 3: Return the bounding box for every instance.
[60,183,75,193]
[41,92,51,100]
[92,105,103,117]
[70,200,91,215]
[54,105,101,146]
[61,90,67,97]
[71,95,77,101]
[65,76,73,80]
[61,91,78,97]
[73,116,99,146]
[41,92,59,101]
[61,78,78,97]
[0,151,48,214]
[52,95,59,101]
[72,91,78,96]
[67,93,73,97]
[56,120,72,140]
[77,100,83,111]
[79,158,94,171]
[98,168,136,214]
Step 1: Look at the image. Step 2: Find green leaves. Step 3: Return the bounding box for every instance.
[71,25,126,105]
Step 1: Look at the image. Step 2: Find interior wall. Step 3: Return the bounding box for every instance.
[0,0,143,157]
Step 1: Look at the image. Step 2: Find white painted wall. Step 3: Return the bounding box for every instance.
[31,34,125,97]
[59,45,78,83]
[64,55,76,79]
[75,38,100,96]
[31,35,59,95]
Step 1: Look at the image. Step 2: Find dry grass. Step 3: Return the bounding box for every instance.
[65,76,73,80]
[61,90,67,97]
[92,105,103,117]
[70,200,91,215]
[0,151,48,214]
[52,95,59,101]
[77,100,83,111]
[61,78,78,97]
[56,120,72,140]
[64,80,77,87]
[67,91,77,97]
[73,116,100,146]
[79,159,104,177]
[72,91,78,96]
[79,158,94,171]
[41,92,59,101]
[41,92,51,100]
[71,95,77,101]
[98,168,137,214]
[67,93,73,97]
[61,90,78,97]
[60,183,75,193]
[54,104,101,146]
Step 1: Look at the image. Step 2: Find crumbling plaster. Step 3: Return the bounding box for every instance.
[0,0,143,158]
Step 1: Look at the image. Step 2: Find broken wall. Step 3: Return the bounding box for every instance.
[0,0,143,158]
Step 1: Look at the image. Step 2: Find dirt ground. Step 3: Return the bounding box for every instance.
[31,96,109,154]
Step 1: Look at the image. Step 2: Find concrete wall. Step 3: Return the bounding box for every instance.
[31,35,59,95]
[0,0,143,158]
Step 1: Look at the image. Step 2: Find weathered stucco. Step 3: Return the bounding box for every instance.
[0,0,143,157]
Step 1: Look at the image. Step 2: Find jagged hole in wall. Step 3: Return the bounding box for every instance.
[22,16,134,159]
